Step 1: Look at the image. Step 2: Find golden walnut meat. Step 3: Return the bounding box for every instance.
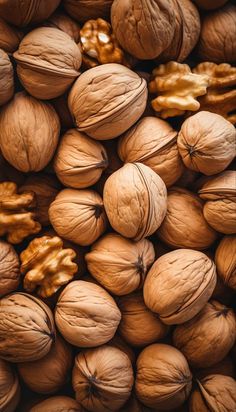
[215,235,236,290]
[144,249,217,325]
[72,345,134,412]
[45,11,81,43]
[177,111,236,175]
[0,49,14,107]
[173,300,236,368]
[29,396,83,412]
[0,359,20,412]
[68,63,147,140]
[0,293,55,362]
[0,92,60,172]
[118,117,183,188]
[135,343,192,410]
[64,0,113,22]
[0,240,20,298]
[0,182,41,244]
[54,129,108,189]
[157,187,218,250]
[20,236,78,298]
[103,163,167,241]
[55,280,121,347]
[85,233,155,296]
[0,18,23,54]
[49,188,107,246]
[14,27,82,100]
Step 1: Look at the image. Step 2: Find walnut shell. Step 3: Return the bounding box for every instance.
[0,18,23,54]
[49,188,107,246]
[173,300,236,368]
[103,163,167,241]
[177,111,236,175]
[0,293,55,362]
[118,117,183,188]
[135,343,192,410]
[0,49,14,107]
[0,358,20,412]
[197,4,236,63]
[52,93,74,130]
[108,334,136,365]
[193,0,228,9]
[64,0,113,22]
[54,129,108,189]
[85,233,155,296]
[72,345,134,412]
[215,235,236,290]
[45,11,81,43]
[0,92,60,172]
[143,249,217,325]
[29,396,83,412]
[195,356,235,380]
[157,187,218,250]
[55,280,121,347]
[0,240,20,298]
[68,63,147,140]
[14,27,82,100]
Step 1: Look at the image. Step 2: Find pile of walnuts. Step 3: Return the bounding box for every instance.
[0,1,235,411]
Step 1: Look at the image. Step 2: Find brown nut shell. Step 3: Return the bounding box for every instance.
[64,0,113,22]
[0,358,20,412]
[55,280,121,347]
[193,0,228,10]
[72,345,134,412]
[0,49,14,107]
[135,343,192,410]
[29,396,83,412]
[195,356,235,380]
[0,240,20,298]
[0,18,23,54]
[45,11,81,43]
[215,235,236,290]
[143,249,217,325]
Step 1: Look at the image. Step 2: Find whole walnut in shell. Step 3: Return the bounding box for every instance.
[0,293,55,362]
[72,345,134,412]
[177,111,236,175]
[135,343,192,410]
[157,187,218,250]
[197,4,236,63]
[215,235,236,290]
[118,117,183,188]
[54,129,108,189]
[85,233,155,296]
[14,27,82,99]
[45,11,81,43]
[0,49,14,107]
[49,188,107,246]
[55,280,121,347]
[0,18,23,54]
[29,396,83,412]
[68,63,147,140]
[0,92,60,172]
[103,163,167,240]
[0,358,20,412]
[173,300,236,368]
[0,240,20,297]
[64,0,113,22]
[144,249,217,325]
[18,335,72,394]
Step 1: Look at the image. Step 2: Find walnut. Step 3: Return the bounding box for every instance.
[143,249,217,325]
[193,0,228,9]
[135,343,192,410]
[0,240,20,297]
[0,359,20,412]
[64,0,113,23]
[20,236,78,298]
[0,18,23,54]
[196,356,235,380]
[72,345,134,411]
[0,49,14,107]
[149,62,209,118]
[29,396,83,412]
[108,334,136,365]
[215,235,236,290]
[0,292,55,362]
[0,182,41,244]
[45,11,81,43]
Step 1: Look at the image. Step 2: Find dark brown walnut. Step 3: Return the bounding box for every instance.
[118,293,169,347]
[68,63,147,140]
[0,293,55,362]
[85,233,155,296]
[52,94,74,130]
[157,187,218,250]
[0,359,20,412]
[0,240,20,298]
[49,188,107,246]
[195,356,235,380]
[118,117,183,188]
[0,92,60,172]
[72,345,134,412]
[173,300,236,368]
[177,111,236,175]
[63,0,113,22]
[29,396,83,412]
[18,335,72,394]
[45,11,81,43]
[144,249,217,325]
[109,334,136,365]
[215,235,236,290]
[193,0,228,9]
[135,343,192,410]
[197,4,236,63]
[103,163,167,240]
[0,49,14,107]
[189,374,236,412]
[54,129,108,189]
[14,27,82,100]
[0,18,23,54]
[111,0,175,60]
[55,280,121,347]
[198,170,236,234]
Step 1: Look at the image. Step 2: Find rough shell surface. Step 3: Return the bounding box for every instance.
[45,11,81,43]
[0,358,20,412]
[215,235,236,290]
[0,240,20,298]
[64,0,113,22]
[0,49,14,106]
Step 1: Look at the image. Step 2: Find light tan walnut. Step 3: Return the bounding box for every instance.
[149,62,209,118]
[20,236,78,298]
[0,182,41,244]
[215,235,236,290]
